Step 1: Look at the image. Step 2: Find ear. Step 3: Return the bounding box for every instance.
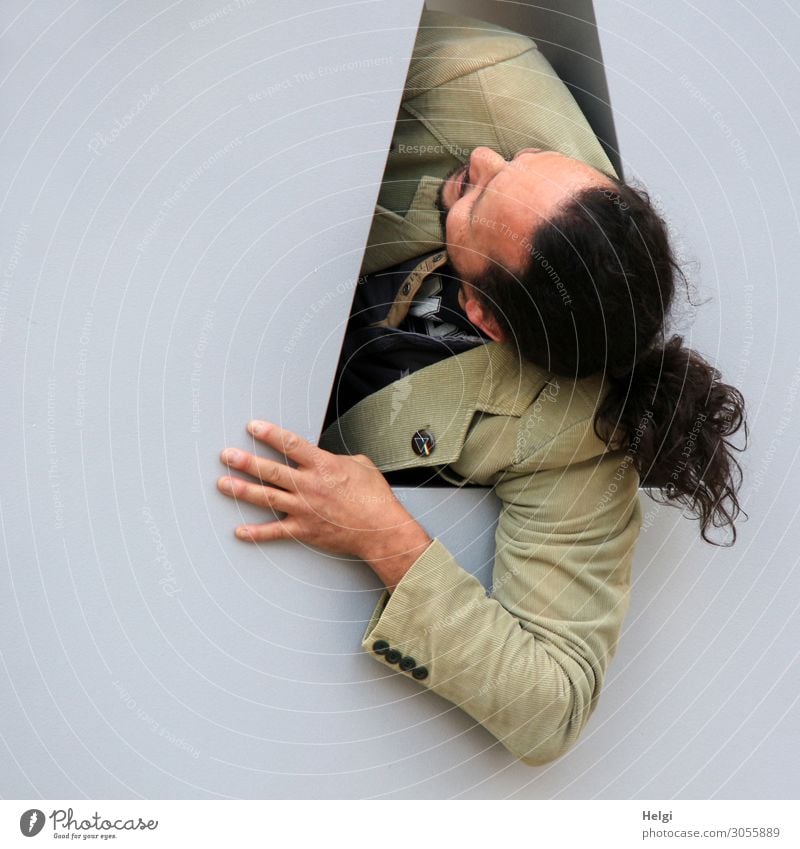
[464,296,507,343]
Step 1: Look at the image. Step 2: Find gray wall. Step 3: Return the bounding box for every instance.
[586,0,800,799]
[2,0,798,799]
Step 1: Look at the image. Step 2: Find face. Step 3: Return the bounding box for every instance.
[436,147,616,301]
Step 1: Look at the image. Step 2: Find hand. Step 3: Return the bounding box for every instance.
[217,420,433,589]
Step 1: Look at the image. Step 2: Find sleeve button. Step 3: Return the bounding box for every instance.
[411,666,429,680]
[385,649,402,664]
[372,640,390,655]
[399,656,416,671]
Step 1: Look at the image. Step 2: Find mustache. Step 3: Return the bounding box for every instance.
[435,162,467,234]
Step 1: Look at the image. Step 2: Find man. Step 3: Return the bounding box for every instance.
[320,8,618,436]
[217,10,643,766]
[321,143,618,435]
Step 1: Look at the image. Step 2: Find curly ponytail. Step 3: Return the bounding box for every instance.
[468,176,749,545]
[596,334,747,545]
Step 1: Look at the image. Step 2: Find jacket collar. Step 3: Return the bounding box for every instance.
[360,175,446,275]
[318,340,554,472]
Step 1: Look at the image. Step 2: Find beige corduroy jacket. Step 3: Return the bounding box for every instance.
[318,9,641,767]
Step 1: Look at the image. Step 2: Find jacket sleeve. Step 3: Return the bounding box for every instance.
[359,446,643,766]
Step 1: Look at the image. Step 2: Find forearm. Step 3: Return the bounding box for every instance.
[360,522,434,593]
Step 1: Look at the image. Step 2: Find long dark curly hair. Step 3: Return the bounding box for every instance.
[468,176,748,545]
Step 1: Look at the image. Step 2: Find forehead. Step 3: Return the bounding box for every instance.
[502,150,602,196]
[468,153,606,271]
[476,151,603,226]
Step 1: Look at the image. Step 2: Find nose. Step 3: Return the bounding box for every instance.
[468,146,505,184]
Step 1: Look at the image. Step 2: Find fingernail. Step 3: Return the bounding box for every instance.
[248,420,265,435]
[222,448,240,463]
[220,478,234,492]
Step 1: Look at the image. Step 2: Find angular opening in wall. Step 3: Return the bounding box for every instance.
[319,0,622,489]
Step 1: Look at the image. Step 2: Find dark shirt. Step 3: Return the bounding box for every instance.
[322,251,490,435]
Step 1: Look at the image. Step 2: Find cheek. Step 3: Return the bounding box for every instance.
[445,201,469,246]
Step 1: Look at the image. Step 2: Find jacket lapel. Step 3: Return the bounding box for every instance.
[318,341,553,472]
[361,176,446,276]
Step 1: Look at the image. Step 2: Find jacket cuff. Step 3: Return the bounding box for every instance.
[360,537,487,685]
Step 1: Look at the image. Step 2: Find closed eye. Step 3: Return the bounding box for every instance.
[459,166,470,198]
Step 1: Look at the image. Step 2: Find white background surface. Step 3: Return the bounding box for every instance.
[1,0,798,798]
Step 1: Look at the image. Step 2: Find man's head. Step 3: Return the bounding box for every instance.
[435,146,679,383]
[435,146,617,342]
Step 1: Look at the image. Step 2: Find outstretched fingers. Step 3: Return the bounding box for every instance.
[247,420,321,469]
[217,475,296,514]
[236,518,299,543]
